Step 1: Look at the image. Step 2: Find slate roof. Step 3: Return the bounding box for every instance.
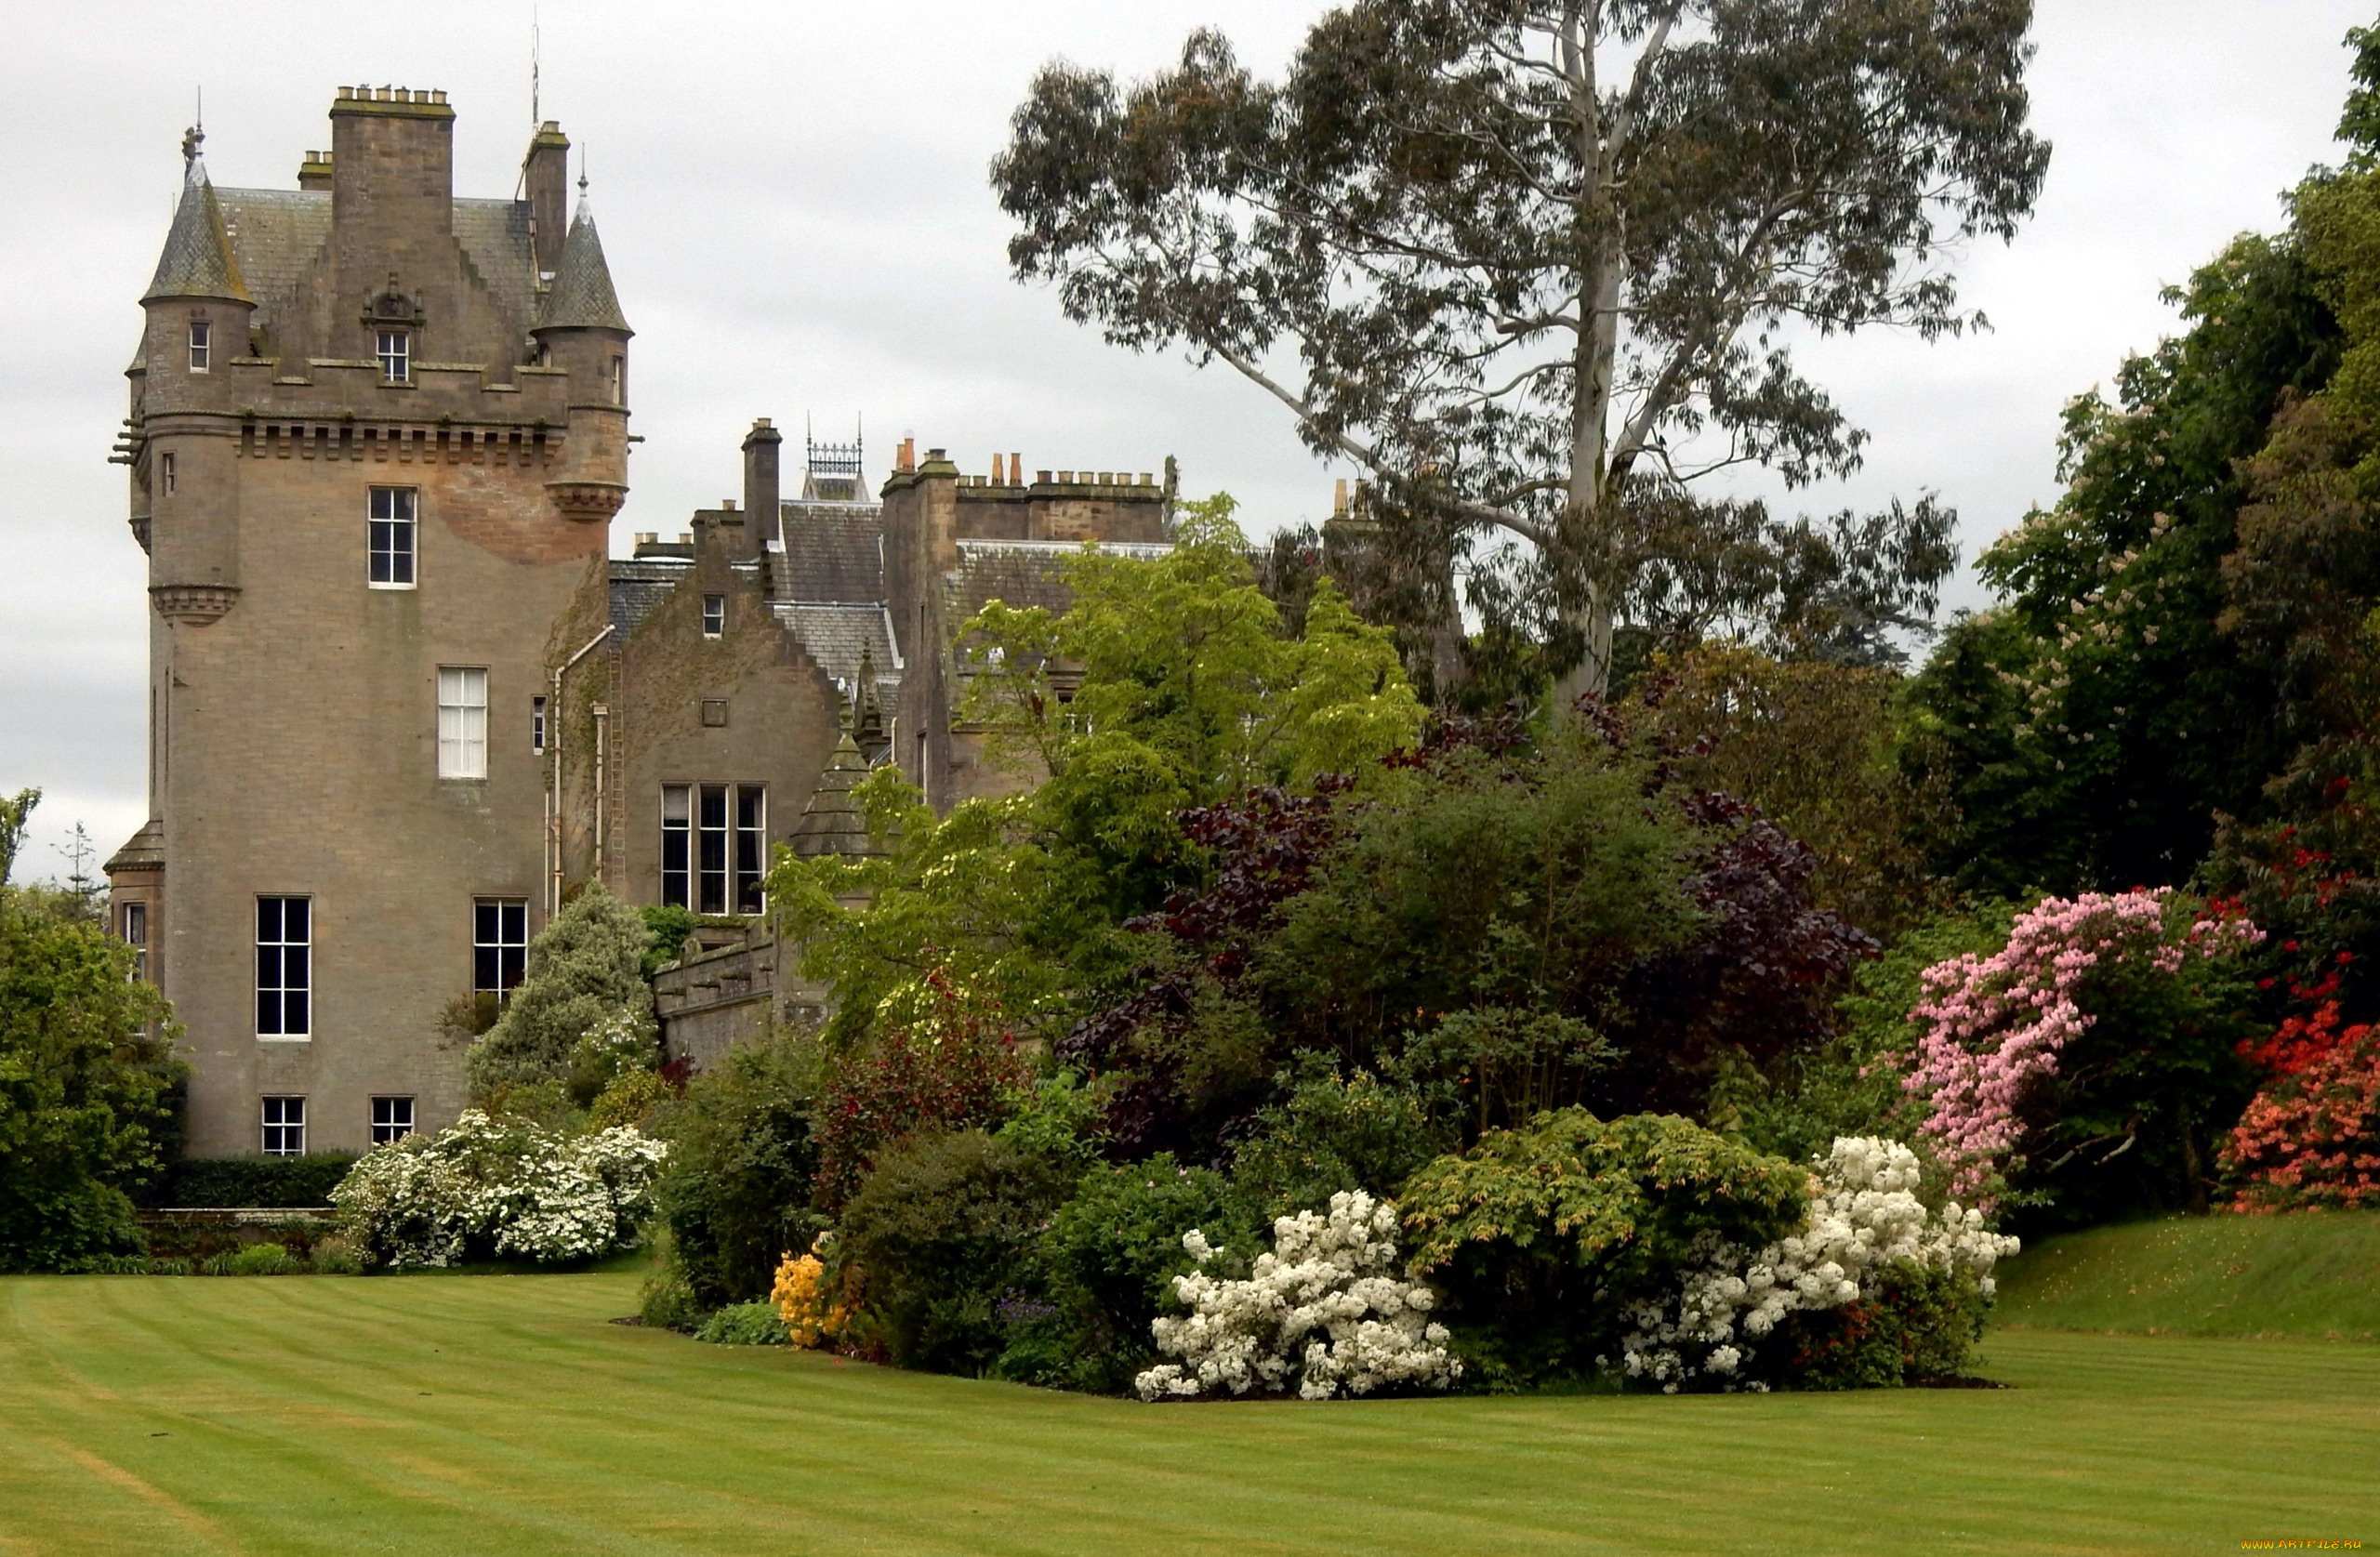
[789,734,887,859]
[609,557,690,635]
[208,189,540,344]
[145,164,251,305]
[946,537,1172,620]
[106,819,165,875]
[535,197,631,334]
[776,502,884,603]
[772,602,905,704]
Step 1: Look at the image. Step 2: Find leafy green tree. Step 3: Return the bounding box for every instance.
[1251,725,1701,1080]
[653,1028,822,1311]
[0,801,185,1272]
[994,2,2045,698]
[465,886,655,1103]
[832,1128,1074,1375]
[0,789,37,887]
[961,495,1422,806]
[771,505,1421,1048]
[1902,25,2380,896]
[1630,643,1953,939]
[1909,230,2344,894]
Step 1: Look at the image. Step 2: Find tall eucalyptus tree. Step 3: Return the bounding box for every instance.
[995,1,2046,697]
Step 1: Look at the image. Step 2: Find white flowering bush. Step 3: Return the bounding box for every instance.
[332,1110,668,1269]
[1620,1137,2019,1392]
[571,1003,660,1095]
[1134,1190,1461,1402]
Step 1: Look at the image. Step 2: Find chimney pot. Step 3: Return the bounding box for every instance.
[678,532,694,545]
[1037,469,1052,483]
[721,498,737,511]
[1012,452,1023,486]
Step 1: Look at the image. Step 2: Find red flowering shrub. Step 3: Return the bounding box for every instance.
[2225,1003,2380,1211]
[812,971,1035,1215]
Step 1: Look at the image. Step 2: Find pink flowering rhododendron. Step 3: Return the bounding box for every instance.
[1902,890,2263,1198]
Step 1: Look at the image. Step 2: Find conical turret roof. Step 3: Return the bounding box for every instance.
[534,196,631,335]
[789,733,886,859]
[143,158,250,306]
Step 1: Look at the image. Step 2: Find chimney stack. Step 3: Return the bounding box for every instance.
[742,417,783,560]
[522,120,571,275]
[329,85,456,242]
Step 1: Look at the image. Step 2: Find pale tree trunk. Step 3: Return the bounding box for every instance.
[1550,2,1629,708]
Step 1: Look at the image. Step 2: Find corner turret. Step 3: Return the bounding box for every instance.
[137,132,254,624]
[533,193,632,524]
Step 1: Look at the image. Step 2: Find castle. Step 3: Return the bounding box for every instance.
[105,88,1174,1158]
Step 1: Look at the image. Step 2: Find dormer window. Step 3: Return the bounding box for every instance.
[187,322,211,373]
[702,595,725,639]
[377,329,411,384]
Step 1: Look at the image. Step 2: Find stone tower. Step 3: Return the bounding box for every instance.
[109,88,631,1157]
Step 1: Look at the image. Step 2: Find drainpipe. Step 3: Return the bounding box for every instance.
[548,625,615,919]
[591,701,609,893]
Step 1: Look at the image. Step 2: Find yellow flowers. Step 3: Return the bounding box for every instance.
[771,1244,855,1349]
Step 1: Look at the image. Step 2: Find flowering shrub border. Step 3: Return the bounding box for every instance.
[1621,1137,2018,1392]
[331,1110,667,1268]
[2225,1008,2380,1210]
[1902,889,2262,1197]
[1136,1191,1460,1402]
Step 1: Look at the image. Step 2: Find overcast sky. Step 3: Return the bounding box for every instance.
[0,0,2371,881]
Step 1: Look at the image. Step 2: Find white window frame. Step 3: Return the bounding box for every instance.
[609,354,625,405]
[377,328,411,384]
[368,486,416,589]
[531,695,549,756]
[188,321,211,373]
[261,1096,306,1155]
[370,1096,415,1146]
[702,594,725,639]
[120,902,149,983]
[473,898,528,999]
[438,667,489,780]
[256,896,311,1040]
[661,782,766,915]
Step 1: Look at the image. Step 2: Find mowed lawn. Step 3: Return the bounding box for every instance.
[2,1273,2373,1557]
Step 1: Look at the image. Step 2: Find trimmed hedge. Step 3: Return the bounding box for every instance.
[145,1155,359,1209]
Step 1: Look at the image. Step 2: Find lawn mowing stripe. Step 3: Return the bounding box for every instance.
[5,1273,2376,1557]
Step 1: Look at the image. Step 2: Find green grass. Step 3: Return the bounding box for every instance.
[2,1273,2374,1556]
[1996,1210,2380,1340]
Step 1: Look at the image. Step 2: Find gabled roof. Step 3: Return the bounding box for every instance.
[535,196,631,335]
[609,556,690,636]
[144,162,251,306]
[772,601,905,703]
[776,501,885,603]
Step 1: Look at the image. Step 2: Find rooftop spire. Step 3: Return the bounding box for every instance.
[533,194,630,334]
[143,145,250,306]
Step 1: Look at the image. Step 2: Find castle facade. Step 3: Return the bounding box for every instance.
[107,88,1171,1158]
